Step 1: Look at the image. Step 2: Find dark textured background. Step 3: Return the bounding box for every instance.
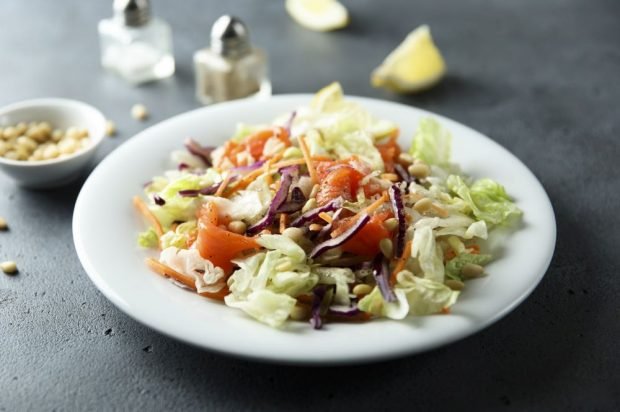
[1,0,619,410]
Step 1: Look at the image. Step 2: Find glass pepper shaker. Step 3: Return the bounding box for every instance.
[194,15,271,105]
[98,0,175,84]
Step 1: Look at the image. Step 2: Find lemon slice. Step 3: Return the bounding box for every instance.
[286,0,349,32]
[371,25,446,93]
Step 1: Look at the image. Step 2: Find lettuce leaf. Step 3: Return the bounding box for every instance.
[447,175,522,226]
[137,227,158,248]
[149,170,220,229]
[159,220,197,249]
[226,234,317,326]
[313,267,356,306]
[224,290,296,328]
[409,118,452,167]
[358,271,459,319]
[329,130,385,171]
[257,234,306,262]
[411,226,444,282]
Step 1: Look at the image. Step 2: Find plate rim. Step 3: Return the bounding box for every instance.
[73,94,557,365]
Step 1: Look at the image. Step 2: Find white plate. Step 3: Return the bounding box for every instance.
[73,95,556,365]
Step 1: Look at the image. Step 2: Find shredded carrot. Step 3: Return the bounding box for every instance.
[133,196,163,237]
[441,307,451,314]
[145,257,195,289]
[468,244,481,254]
[214,173,233,197]
[279,213,287,234]
[318,212,333,224]
[230,168,266,193]
[444,249,457,262]
[264,159,274,186]
[146,258,228,301]
[390,239,413,284]
[298,136,317,183]
[264,148,285,164]
[198,288,228,301]
[363,192,389,215]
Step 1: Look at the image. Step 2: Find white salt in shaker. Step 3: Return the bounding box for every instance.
[194,15,271,105]
[98,0,175,84]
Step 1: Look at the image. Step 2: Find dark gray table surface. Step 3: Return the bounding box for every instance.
[1,0,619,410]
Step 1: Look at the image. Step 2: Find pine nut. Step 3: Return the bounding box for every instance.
[445,279,464,290]
[227,220,247,234]
[106,120,116,136]
[308,223,323,232]
[414,197,433,213]
[379,238,394,259]
[408,163,430,179]
[131,104,149,121]
[461,263,485,279]
[398,152,413,165]
[290,304,310,321]
[381,173,399,182]
[1,261,17,274]
[302,198,317,213]
[0,216,7,230]
[383,217,398,231]
[352,284,373,297]
[309,183,320,199]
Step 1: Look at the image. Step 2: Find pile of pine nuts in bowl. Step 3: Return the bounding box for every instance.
[0,98,106,188]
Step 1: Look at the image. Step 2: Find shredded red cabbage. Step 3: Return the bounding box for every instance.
[290,197,343,227]
[388,185,406,258]
[394,163,412,183]
[276,187,306,213]
[184,138,214,166]
[373,254,396,302]
[309,213,370,259]
[153,194,166,206]
[178,162,190,171]
[178,176,239,198]
[246,166,299,235]
[231,160,265,174]
[310,286,326,330]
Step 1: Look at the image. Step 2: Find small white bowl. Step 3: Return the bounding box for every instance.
[0,98,106,189]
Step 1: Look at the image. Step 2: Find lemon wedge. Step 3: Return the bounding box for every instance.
[371,25,446,93]
[311,81,344,111]
[286,0,349,32]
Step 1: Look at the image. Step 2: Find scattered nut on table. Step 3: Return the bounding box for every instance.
[105,120,116,136]
[1,260,18,275]
[0,216,7,230]
[0,121,91,161]
[131,104,148,121]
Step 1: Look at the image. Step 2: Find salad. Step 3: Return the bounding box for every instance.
[134,83,521,329]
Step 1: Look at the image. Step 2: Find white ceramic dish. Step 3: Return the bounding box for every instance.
[73,95,556,365]
[0,98,106,188]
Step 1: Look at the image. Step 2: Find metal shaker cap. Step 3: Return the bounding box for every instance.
[114,0,151,27]
[210,15,251,58]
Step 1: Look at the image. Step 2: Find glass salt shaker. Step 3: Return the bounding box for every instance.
[98,0,175,84]
[194,15,271,105]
